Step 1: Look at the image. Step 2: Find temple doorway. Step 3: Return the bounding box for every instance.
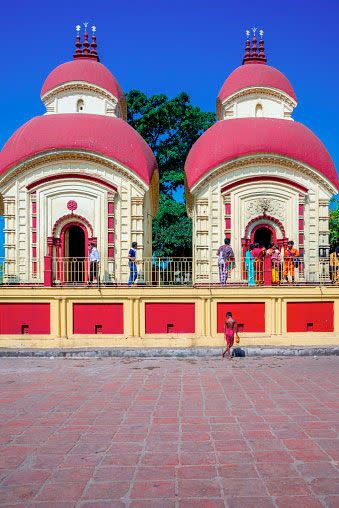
[64,225,86,282]
[253,226,272,249]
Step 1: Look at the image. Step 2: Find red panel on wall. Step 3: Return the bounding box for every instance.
[145,303,195,334]
[73,303,124,334]
[0,303,50,334]
[217,302,265,333]
[287,302,334,332]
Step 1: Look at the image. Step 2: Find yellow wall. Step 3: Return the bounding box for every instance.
[0,286,338,348]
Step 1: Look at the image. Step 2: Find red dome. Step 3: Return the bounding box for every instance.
[185,118,338,190]
[0,114,157,185]
[218,64,297,102]
[41,59,124,99]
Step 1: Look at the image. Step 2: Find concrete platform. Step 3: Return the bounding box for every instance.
[0,346,339,357]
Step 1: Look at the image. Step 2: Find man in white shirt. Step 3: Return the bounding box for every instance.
[89,243,100,284]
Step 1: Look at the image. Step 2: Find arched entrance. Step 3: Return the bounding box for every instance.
[253,226,274,248]
[60,223,87,283]
[64,225,85,258]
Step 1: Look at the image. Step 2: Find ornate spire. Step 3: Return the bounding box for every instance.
[258,29,267,62]
[73,25,82,57]
[90,26,99,59]
[242,30,251,64]
[73,23,100,61]
[242,27,267,65]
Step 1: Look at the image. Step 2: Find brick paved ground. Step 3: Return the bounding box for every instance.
[0,356,338,508]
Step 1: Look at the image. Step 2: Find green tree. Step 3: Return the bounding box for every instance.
[126,90,215,256]
[329,196,339,246]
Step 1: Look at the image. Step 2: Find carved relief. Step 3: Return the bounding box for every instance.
[245,198,286,221]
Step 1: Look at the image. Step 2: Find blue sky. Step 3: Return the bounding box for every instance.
[0,0,338,255]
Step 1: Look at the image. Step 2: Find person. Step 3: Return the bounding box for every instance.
[330,246,339,284]
[267,243,282,285]
[222,311,238,359]
[216,238,235,286]
[283,241,299,283]
[252,243,265,285]
[245,244,255,286]
[89,243,100,284]
[128,241,138,286]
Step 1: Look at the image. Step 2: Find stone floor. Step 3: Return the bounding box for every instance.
[0,356,338,508]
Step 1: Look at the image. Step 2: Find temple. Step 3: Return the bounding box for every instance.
[0,25,159,285]
[185,29,338,284]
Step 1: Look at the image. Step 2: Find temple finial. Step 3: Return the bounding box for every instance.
[242,27,267,65]
[90,25,100,61]
[73,25,82,58]
[82,22,90,55]
[258,29,267,62]
[251,27,258,59]
[242,30,251,64]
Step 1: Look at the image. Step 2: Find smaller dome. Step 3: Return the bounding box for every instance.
[41,59,124,99]
[218,64,297,103]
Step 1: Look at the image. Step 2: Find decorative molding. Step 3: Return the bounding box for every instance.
[26,172,118,192]
[52,213,93,238]
[41,82,118,104]
[191,154,336,195]
[244,214,286,239]
[221,175,308,195]
[1,151,147,193]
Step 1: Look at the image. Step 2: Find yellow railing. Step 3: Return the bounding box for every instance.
[0,256,336,286]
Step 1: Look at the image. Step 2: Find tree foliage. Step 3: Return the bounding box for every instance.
[329,196,339,246]
[126,90,215,256]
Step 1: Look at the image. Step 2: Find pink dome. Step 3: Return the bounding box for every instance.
[218,64,297,102]
[0,114,157,185]
[185,118,338,190]
[41,59,124,99]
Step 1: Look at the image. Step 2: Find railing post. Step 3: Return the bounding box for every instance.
[44,255,53,287]
[264,256,272,286]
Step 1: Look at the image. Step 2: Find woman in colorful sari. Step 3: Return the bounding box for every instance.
[267,243,282,285]
[252,243,265,285]
[245,244,255,286]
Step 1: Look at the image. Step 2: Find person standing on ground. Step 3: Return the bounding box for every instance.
[89,243,100,284]
[222,311,238,359]
[284,241,299,283]
[128,242,138,286]
[217,238,235,286]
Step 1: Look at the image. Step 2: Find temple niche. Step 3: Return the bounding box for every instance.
[0,26,158,285]
[185,30,338,284]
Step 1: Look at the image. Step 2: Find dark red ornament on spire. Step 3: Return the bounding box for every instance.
[73,25,82,58]
[242,30,251,64]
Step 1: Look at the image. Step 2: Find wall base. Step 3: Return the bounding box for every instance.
[0,286,338,348]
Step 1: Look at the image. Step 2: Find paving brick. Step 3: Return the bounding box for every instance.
[178,479,222,498]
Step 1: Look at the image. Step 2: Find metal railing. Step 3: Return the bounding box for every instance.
[0,256,337,287]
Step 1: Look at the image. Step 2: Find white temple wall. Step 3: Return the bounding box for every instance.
[222,92,295,120]
[0,158,150,283]
[44,89,118,117]
[191,162,333,283]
